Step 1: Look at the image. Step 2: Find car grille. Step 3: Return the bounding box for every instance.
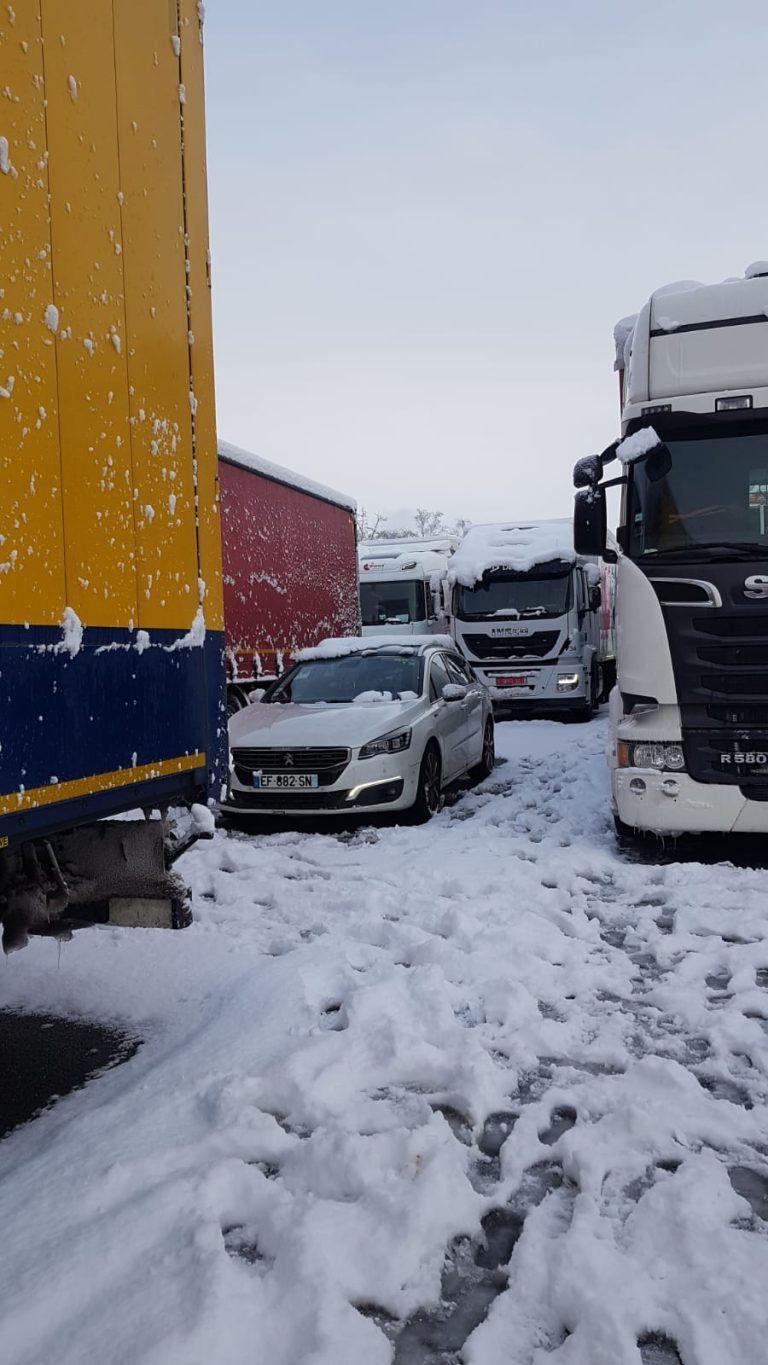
[462,630,559,660]
[231,746,350,790]
[229,789,351,811]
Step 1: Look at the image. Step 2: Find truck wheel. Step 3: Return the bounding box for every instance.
[470,720,495,782]
[408,743,443,824]
[600,660,616,703]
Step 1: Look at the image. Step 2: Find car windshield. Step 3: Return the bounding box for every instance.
[360,579,427,625]
[457,571,571,620]
[628,429,768,559]
[267,653,424,704]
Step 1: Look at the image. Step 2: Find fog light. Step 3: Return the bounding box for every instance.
[557,672,580,691]
[629,777,646,794]
[661,778,679,797]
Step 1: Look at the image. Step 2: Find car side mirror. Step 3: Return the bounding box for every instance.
[442,683,468,702]
[573,454,602,489]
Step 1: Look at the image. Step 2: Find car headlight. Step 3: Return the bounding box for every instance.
[619,741,685,772]
[557,672,580,691]
[359,728,412,760]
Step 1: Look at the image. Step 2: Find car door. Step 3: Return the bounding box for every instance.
[428,652,465,779]
[444,653,484,768]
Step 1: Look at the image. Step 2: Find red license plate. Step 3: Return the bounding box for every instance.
[496,675,529,688]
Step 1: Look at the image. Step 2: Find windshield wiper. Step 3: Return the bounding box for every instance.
[644,542,768,562]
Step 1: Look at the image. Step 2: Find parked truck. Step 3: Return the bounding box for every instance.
[220,442,359,711]
[359,537,457,636]
[0,1,224,950]
[447,521,615,717]
[574,263,768,838]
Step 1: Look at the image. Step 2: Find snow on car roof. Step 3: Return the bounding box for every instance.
[294,635,455,661]
[448,520,576,587]
[218,440,357,513]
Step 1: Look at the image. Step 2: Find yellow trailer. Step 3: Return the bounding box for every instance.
[0,1,225,949]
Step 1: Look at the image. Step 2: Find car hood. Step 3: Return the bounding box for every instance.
[228,698,425,750]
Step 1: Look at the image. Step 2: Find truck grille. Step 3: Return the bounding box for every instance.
[683,730,768,785]
[231,746,350,789]
[462,630,559,660]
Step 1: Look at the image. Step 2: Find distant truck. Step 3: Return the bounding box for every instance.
[447,521,615,717]
[359,538,458,637]
[575,263,768,839]
[219,443,359,711]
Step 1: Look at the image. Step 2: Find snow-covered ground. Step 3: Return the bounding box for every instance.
[2,717,768,1365]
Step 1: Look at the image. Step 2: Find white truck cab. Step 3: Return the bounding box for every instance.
[446,521,615,716]
[575,264,768,838]
[359,538,457,637]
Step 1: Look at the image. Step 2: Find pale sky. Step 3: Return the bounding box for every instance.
[204,0,768,523]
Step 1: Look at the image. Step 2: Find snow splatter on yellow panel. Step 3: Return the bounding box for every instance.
[113,0,200,630]
[0,1,66,626]
[41,0,137,628]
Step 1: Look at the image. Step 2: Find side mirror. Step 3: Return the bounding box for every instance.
[589,585,602,612]
[574,487,606,557]
[573,454,602,489]
[442,683,468,703]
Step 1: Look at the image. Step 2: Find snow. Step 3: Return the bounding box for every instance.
[2,717,768,1364]
[219,440,357,513]
[352,690,395,703]
[616,426,661,465]
[190,802,215,836]
[449,521,576,588]
[613,314,637,372]
[165,606,206,650]
[0,135,11,174]
[56,606,83,658]
[745,261,768,280]
[170,34,181,56]
[296,634,454,660]
[67,74,77,102]
[43,303,59,333]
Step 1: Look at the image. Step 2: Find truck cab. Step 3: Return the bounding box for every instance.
[447,523,606,715]
[575,264,768,837]
[359,538,456,637]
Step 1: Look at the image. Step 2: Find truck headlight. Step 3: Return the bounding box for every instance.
[622,741,685,772]
[359,728,412,760]
[557,672,580,691]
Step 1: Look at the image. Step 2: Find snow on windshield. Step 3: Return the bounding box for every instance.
[271,653,423,704]
[449,521,575,588]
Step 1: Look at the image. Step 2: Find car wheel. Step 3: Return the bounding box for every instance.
[408,743,443,824]
[470,720,495,782]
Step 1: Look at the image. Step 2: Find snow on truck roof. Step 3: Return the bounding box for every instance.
[448,520,576,587]
[218,441,357,513]
[295,635,455,661]
[358,543,453,577]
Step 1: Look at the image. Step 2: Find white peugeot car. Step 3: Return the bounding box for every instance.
[223,637,495,822]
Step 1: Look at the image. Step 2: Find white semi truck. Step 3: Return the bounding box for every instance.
[359,538,457,637]
[447,521,615,717]
[574,263,768,838]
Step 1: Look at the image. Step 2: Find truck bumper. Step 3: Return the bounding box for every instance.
[614,768,768,835]
[471,663,587,709]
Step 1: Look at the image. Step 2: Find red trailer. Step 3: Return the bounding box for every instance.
[218,442,359,710]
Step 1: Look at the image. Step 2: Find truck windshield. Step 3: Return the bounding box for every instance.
[457,572,571,620]
[360,579,427,626]
[267,654,423,704]
[628,429,768,559]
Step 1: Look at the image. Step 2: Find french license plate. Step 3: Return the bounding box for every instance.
[252,772,319,790]
[496,675,530,688]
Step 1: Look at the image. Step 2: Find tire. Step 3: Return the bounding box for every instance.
[571,662,598,723]
[226,686,249,718]
[470,720,495,782]
[408,743,443,824]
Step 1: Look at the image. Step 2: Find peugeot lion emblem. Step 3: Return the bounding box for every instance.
[744,574,768,600]
[283,753,295,767]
